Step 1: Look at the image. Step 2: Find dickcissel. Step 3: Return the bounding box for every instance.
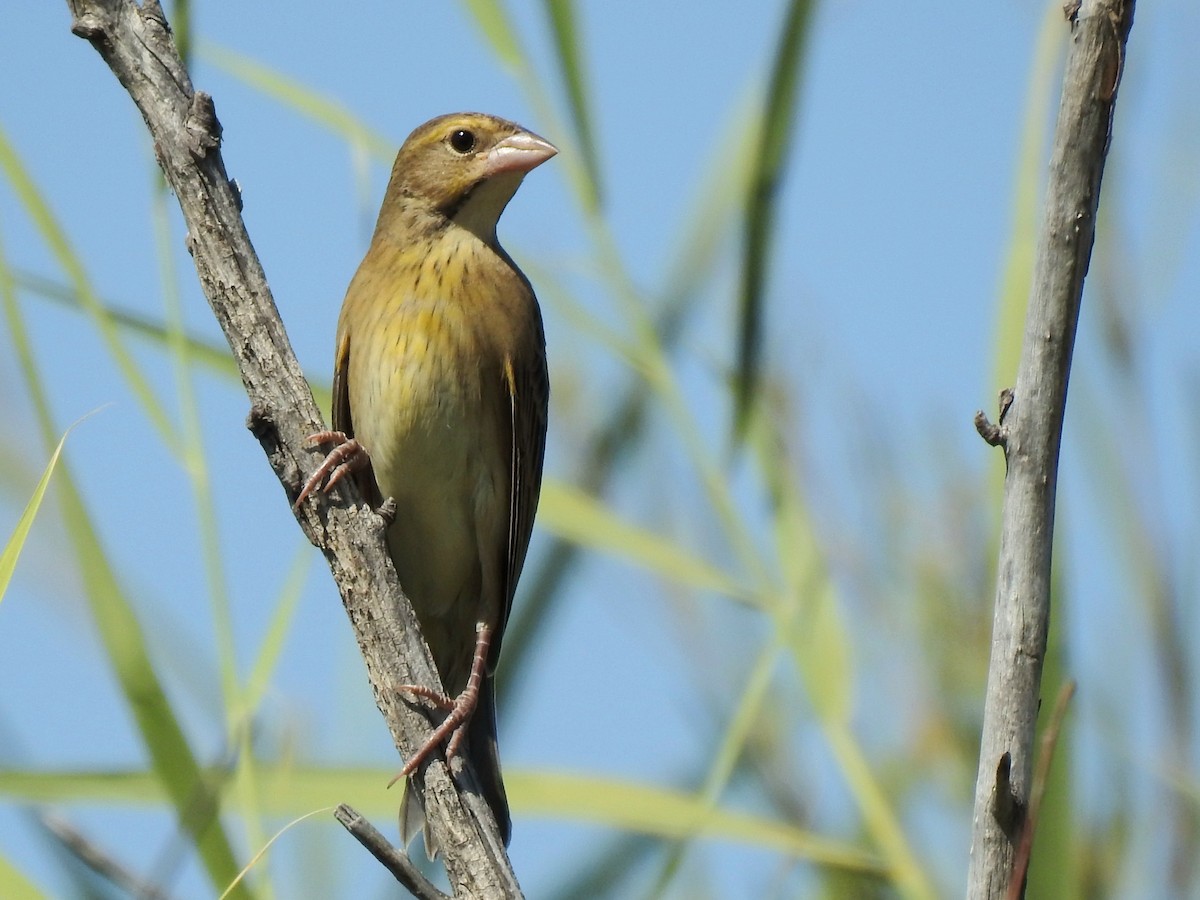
[297,112,554,851]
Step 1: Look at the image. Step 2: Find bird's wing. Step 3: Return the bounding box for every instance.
[331,330,353,437]
[499,342,548,648]
[329,329,384,507]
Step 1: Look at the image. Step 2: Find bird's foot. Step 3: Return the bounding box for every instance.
[390,623,492,784]
[294,430,370,508]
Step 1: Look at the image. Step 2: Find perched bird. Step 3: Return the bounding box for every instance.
[296,112,555,851]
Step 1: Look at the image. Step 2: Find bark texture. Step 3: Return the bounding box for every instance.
[63,0,521,895]
[967,2,1135,897]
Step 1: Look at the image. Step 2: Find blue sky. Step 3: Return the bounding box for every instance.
[2,1,1199,897]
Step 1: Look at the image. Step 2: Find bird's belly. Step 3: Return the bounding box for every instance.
[353,350,509,640]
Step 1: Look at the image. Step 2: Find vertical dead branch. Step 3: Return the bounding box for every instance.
[967,2,1135,897]
[61,0,521,895]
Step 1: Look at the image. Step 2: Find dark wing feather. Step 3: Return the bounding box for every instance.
[331,331,353,437]
[330,330,384,507]
[494,332,548,664]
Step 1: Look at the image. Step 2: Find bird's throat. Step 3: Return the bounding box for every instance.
[445,171,525,246]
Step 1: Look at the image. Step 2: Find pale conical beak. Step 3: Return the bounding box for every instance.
[485,131,558,178]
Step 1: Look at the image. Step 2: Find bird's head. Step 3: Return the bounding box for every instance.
[379,112,557,244]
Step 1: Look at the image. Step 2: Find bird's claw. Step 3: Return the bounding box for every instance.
[294,430,369,509]
[389,623,492,785]
[389,681,480,785]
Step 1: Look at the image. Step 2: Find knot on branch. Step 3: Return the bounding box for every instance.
[69,11,104,42]
[975,387,1014,448]
[246,402,304,495]
[185,92,222,158]
[139,0,170,32]
[991,751,1025,840]
[245,402,278,446]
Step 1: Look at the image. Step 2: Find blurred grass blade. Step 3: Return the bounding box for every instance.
[511,771,883,874]
[645,635,790,894]
[1,759,879,876]
[34,413,251,900]
[751,400,851,722]
[172,0,193,67]
[0,236,252,899]
[459,0,600,211]
[824,724,934,900]
[0,853,45,900]
[750,405,934,897]
[16,268,236,379]
[538,481,755,604]
[0,421,74,604]
[542,0,602,210]
[15,268,332,415]
[734,0,815,442]
[461,0,524,68]
[218,807,335,900]
[0,127,181,459]
[660,95,760,309]
[199,44,392,160]
[243,542,313,716]
[149,174,274,863]
[502,98,760,697]
[991,2,1065,430]
[522,259,641,372]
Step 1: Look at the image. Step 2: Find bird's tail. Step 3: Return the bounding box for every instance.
[399,675,511,857]
[468,674,511,845]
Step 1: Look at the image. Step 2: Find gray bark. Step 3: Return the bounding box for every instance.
[62,0,521,896]
[967,1,1135,897]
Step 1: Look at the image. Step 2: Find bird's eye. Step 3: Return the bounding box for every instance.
[448,129,476,154]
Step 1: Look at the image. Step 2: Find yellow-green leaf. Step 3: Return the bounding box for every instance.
[538,480,754,604]
[0,424,72,604]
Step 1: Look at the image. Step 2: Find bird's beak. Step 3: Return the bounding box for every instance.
[485,131,558,178]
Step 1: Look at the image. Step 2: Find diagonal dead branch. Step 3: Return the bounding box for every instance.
[336,805,449,900]
[62,0,520,895]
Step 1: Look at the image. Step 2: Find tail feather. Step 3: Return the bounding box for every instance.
[399,778,431,854]
[468,675,511,845]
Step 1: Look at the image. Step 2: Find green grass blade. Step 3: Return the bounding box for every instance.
[0,766,881,875]
[542,0,602,210]
[824,724,933,899]
[199,45,392,160]
[512,771,883,875]
[0,423,72,604]
[0,127,182,459]
[461,0,524,69]
[172,0,193,67]
[218,807,336,900]
[644,635,790,894]
[733,0,815,441]
[538,480,755,604]
[501,96,760,699]
[991,2,1065,419]
[149,174,276,891]
[750,407,934,898]
[0,233,252,899]
[243,542,313,716]
[0,853,45,900]
[14,268,332,417]
[659,96,760,311]
[14,267,238,384]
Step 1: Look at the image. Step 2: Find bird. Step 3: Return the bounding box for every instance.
[295,112,554,852]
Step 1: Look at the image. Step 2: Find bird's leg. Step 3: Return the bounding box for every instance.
[391,622,492,782]
[294,430,371,508]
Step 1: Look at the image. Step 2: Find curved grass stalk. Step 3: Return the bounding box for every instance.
[0,227,252,899]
